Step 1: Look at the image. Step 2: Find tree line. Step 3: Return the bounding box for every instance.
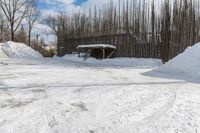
[44,0,200,62]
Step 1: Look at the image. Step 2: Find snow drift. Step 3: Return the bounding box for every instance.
[158,42,200,78]
[61,54,162,67]
[0,41,42,58]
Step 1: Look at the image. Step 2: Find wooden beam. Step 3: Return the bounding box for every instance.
[107,50,115,59]
[103,48,105,59]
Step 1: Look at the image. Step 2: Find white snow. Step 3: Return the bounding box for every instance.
[0,56,200,133]
[61,54,162,68]
[0,41,42,58]
[157,43,200,79]
[1,42,200,133]
[77,44,116,49]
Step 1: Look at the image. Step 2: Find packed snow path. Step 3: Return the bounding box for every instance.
[0,58,200,133]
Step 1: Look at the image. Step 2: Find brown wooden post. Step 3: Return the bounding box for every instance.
[78,49,80,57]
[103,48,105,59]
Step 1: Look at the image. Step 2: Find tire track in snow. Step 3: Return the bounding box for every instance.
[130,84,187,133]
[86,78,181,132]
[93,85,161,129]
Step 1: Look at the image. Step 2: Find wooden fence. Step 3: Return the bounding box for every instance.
[57,32,198,63]
[57,33,162,60]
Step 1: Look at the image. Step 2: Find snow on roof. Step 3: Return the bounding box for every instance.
[77,44,116,49]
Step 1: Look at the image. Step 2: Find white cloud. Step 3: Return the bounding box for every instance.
[43,0,75,6]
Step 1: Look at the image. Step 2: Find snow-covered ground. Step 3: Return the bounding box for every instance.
[60,54,162,68]
[0,57,200,133]
[1,42,200,133]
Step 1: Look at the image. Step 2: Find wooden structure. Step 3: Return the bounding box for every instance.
[57,33,161,59]
[77,44,116,59]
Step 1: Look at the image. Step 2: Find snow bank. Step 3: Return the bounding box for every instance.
[0,41,42,58]
[158,43,200,78]
[61,54,162,67]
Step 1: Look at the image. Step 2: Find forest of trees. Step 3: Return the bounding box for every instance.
[46,0,200,62]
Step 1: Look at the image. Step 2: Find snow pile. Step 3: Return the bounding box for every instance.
[61,54,162,67]
[158,42,200,78]
[0,41,42,58]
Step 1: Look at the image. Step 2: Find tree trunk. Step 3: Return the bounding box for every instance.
[28,29,31,46]
[11,23,14,41]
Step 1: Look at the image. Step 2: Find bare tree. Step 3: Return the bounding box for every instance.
[0,0,34,41]
[0,12,9,42]
[0,12,5,41]
[43,15,59,36]
[43,12,67,39]
[15,24,27,43]
[25,0,39,45]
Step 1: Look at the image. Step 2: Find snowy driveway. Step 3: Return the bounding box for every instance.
[0,58,200,133]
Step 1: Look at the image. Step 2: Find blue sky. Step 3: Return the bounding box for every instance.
[74,0,88,5]
[38,0,88,10]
